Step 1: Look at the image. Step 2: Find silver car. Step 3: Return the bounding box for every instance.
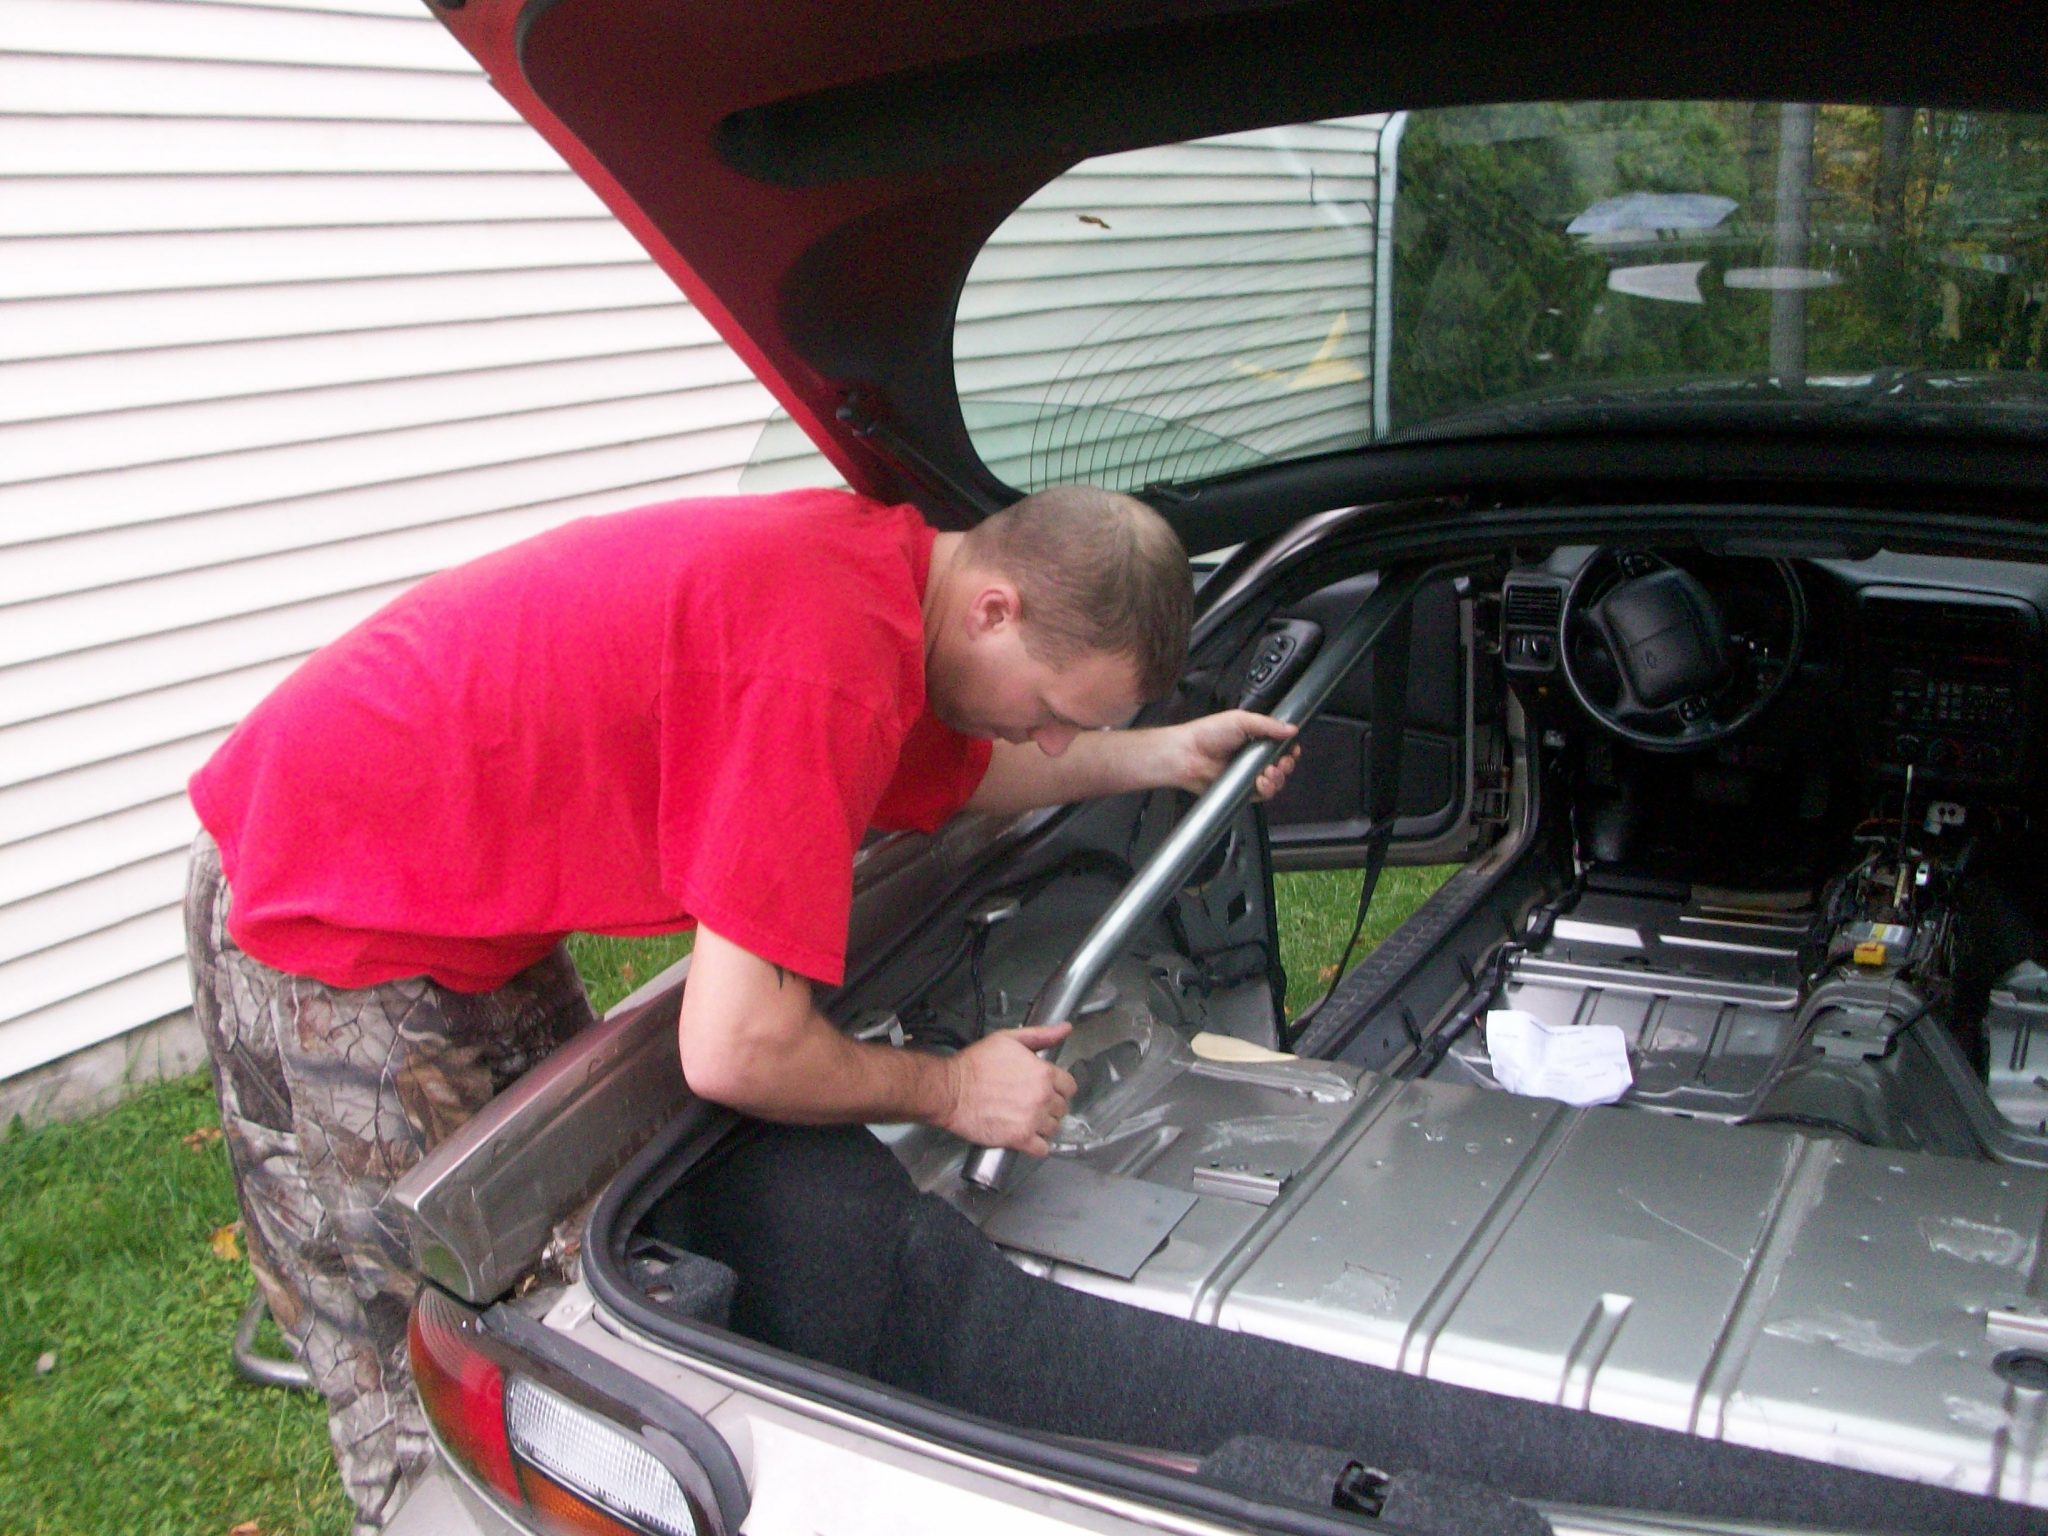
[384,2,2048,1532]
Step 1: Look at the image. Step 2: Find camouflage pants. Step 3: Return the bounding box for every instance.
[184,832,593,1534]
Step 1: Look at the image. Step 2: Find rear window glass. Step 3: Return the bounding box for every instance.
[956,104,2048,494]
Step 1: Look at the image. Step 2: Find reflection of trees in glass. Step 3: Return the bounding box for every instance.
[1883,109,2048,374]
[1389,103,2048,433]
[1387,104,1593,430]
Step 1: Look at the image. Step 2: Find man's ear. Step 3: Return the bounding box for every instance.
[965,580,1023,638]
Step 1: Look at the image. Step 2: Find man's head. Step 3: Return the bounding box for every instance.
[925,485,1192,755]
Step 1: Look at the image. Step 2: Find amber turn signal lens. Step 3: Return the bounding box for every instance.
[518,1461,678,1536]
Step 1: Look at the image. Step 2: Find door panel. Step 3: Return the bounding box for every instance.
[1258,572,1477,862]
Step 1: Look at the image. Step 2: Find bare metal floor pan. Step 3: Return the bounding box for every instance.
[1440,887,1814,1119]
[928,1029,2048,1505]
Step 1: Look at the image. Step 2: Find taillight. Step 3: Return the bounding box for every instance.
[408,1288,742,1536]
[409,1287,520,1501]
[519,1461,660,1536]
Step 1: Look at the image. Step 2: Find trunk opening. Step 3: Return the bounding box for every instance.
[591,1117,2048,1536]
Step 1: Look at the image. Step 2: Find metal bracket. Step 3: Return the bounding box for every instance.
[1472,764,1513,827]
[851,1011,908,1047]
[231,1290,312,1392]
[1191,1162,1289,1205]
[1801,973,1924,1062]
[1987,1297,2048,1349]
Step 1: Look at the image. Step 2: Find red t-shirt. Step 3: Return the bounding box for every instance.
[190,489,991,992]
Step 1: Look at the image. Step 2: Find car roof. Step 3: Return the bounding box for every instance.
[438,0,2048,525]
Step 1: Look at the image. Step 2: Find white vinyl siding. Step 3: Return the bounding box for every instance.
[0,0,778,1086]
[748,115,1395,500]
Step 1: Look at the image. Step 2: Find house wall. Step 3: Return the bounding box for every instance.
[0,0,776,1121]
[754,116,1394,496]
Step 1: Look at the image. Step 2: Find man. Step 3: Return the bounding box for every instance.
[185,482,1296,1532]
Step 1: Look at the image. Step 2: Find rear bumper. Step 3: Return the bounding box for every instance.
[383,1458,526,1536]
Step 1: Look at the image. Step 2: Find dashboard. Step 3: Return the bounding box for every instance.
[1501,546,2045,794]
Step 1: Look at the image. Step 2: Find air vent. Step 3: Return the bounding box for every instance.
[1864,595,2028,648]
[1504,582,1564,630]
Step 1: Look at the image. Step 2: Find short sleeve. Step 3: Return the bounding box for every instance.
[871,709,993,832]
[656,671,898,985]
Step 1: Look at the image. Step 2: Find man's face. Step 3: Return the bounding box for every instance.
[934,601,1145,755]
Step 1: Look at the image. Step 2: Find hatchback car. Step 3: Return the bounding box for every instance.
[382,3,2048,1533]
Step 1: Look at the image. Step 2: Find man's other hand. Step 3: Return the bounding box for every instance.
[941,1022,1077,1155]
[1170,710,1301,801]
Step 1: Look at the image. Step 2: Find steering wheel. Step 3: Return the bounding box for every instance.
[1560,548,1806,752]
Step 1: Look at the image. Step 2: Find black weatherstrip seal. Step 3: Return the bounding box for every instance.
[582,1114,1417,1536]
[1150,426,2048,554]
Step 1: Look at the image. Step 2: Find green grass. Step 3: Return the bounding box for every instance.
[565,929,696,1016]
[1275,864,1458,1020]
[0,869,1450,1533]
[0,1075,351,1536]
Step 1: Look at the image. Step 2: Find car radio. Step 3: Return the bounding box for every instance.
[1861,588,2038,786]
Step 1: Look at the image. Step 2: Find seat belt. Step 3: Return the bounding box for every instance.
[1286,594,1414,1042]
[1358,592,1414,905]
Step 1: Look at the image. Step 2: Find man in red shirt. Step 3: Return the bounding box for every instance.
[185,483,1296,1532]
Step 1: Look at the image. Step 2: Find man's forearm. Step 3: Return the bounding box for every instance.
[965,710,1300,816]
[677,925,1075,1152]
[966,731,1177,815]
[684,1001,958,1127]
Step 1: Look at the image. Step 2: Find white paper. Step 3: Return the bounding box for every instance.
[1484,1010,1634,1106]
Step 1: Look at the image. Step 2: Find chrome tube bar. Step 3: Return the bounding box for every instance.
[232,1289,313,1391]
[964,560,1447,1190]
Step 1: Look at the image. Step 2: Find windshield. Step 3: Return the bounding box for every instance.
[954,103,2048,493]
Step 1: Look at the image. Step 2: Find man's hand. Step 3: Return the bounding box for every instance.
[940,1022,1077,1155]
[1167,710,1300,801]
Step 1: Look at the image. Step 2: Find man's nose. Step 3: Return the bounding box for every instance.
[1032,722,1077,757]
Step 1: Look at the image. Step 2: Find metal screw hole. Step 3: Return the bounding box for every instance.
[1993,1349,2048,1390]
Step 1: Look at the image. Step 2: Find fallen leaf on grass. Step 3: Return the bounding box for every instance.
[210,1221,243,1262]
[1318,964,1340,984]
[619,962,636,983]
[33,1351,56,1376]
[229,1522,264,1536]
[183,1126,223,1150]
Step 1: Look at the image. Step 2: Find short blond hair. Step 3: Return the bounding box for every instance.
[959,485,1192,701]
